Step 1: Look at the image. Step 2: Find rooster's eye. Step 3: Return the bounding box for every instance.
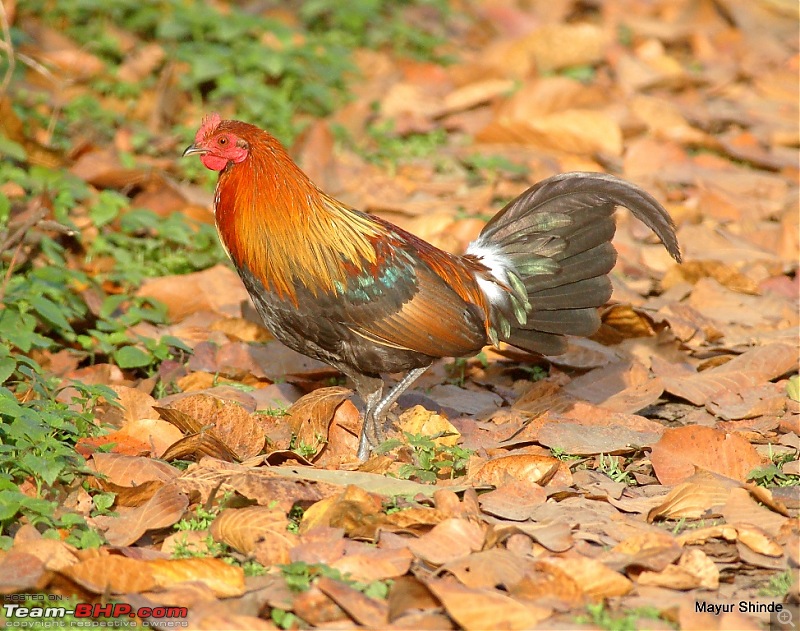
[218,137,227,145]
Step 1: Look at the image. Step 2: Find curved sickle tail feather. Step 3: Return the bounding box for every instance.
[467,172,682,356]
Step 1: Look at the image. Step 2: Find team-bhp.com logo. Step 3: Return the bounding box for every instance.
[3,602,188,627]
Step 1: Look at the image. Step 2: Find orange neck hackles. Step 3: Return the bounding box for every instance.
[213,127,379,304]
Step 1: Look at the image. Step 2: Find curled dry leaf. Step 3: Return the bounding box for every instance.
[478,479,547,521]
[331,547,413,583]
[721,487,788,538]
[210,506,291,555]
[407,518,486,566]
[442,548,530,590]
[397,404,461,447]
[537,557,633,599]
[316,576,389,628]
[647,471,738,522]
[656,343,798,407]
[160,431,240,463]
[137,265,249,322]
[636,548,719,590]
[601,531,682,573]
[92,453,179,486]
[510,560,584,606]
[470,454,571,487]
[148,557,245,597]
[650,426,762,485]
[286,386,352,458]
[165,394,265,461]
[300,484,384,539]
[425,577,552,631]
[97,483,189,547]
[61,556,156,594]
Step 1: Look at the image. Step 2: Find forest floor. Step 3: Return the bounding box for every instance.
[0,0,798,629]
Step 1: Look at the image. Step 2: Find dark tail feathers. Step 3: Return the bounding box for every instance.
[474,172,681,355]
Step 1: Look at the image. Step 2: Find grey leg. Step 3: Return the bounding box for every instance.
[347,366,431,461]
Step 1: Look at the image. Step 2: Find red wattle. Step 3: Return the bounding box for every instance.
[201,154,229,171]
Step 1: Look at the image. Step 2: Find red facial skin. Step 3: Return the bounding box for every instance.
[199,132,249,171]
[193,114,249,171]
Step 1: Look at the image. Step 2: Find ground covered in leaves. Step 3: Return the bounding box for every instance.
[0,0,798,629]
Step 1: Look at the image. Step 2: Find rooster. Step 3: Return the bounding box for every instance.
[184,114,681,460]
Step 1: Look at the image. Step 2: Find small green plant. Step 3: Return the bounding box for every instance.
[336,121,448,173]
[171,532,227,559]
[175,503,223,532]
[519,365,548,382]
[279,561,392,598]
[577,602,674,631]
[0,370,115,543]
[597,454,634,485]
[446,351,488,387]
[749,446,800,488]
[550,446,582,462]
[749,463,800,487]
[758,569,795,597]
[380,432,473,483]
[462,153,528,185]
[287,504,305,534]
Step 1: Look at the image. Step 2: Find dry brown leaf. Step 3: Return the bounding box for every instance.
[442,548,530,589]
[397,405,461,447]
[601,531,682,573]
[160,431,240,462]
[735,524,784,557]
[166,394,265,460]
[442,79,515,114]
[479,110,622,156]
[647,471,738,522]
[425,577,552,630]
[316,576,389,628]
[118,43,165,83]
[62,556,155,594]
[706,382,788,420]
[510,561,585,606]
[663,260,760,294]
[538,557,633,599]
[721,487,788,538]
[286,386,351,458]
[650,426,762,485]
[330,548,413,583]
[148,557,245,597]
[523,23,608,72]
[97,483,189,546]
[11,539,78,573]
[637,549,719,590]
[407,518,486,566]
[387,576,440,622]
[91,453,179,486]
[98,385,159,426]
[537,416,662,455]
[477,479,547,521]
[137,265,249,322]
[300,484,384,539]
[470,454,571,487]
[210,506,291,555]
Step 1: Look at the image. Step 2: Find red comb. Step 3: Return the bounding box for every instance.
[195,113,222,144]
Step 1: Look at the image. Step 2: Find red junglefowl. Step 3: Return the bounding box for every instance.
[184,114,682,460]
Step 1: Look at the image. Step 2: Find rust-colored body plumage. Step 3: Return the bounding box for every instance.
[185,115,682,460]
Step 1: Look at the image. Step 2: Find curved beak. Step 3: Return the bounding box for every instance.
[182,143,208,157]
